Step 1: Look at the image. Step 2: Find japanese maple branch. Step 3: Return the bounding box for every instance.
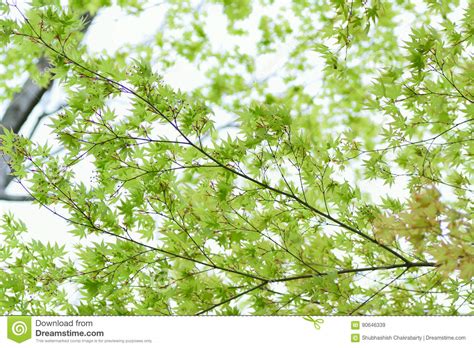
[196,281,269,315]
[268,262,436,284]
[348,268,408,315]
[195,263,435,315]
[17,18,414,264]
[16,174,268,284]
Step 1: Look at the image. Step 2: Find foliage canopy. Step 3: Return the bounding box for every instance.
[0,0,472,315]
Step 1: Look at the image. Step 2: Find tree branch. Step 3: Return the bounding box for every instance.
[0,12,94,198]
[196,281,268,315]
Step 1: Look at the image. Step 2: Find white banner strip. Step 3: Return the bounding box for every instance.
[0,316,472,347]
